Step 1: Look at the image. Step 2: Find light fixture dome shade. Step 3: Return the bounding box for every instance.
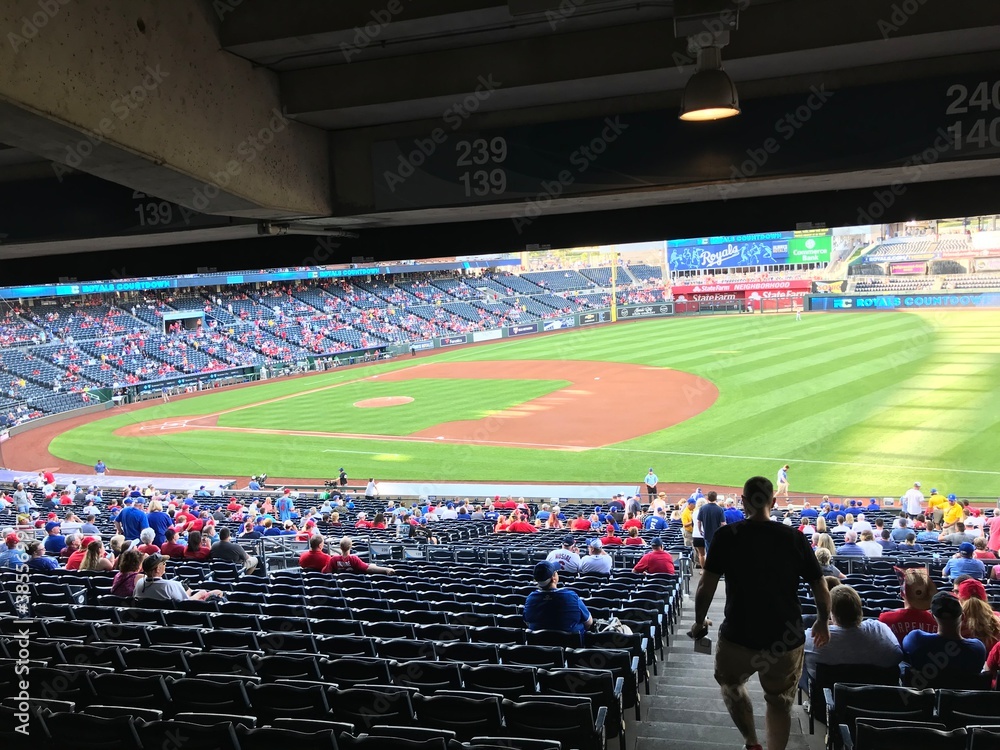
[679,68,741,121]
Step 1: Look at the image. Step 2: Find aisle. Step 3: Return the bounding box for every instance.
[631,570,821,750]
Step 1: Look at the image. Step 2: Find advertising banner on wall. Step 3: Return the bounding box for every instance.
[543,318,575,331]
[579,310,612,325]
[471,329,503,343]
[810,293,1000,310]
[890,262,928,275]
[617,303,674,318]
[438,335,468,347]
[671,280,813,295]
[509,323,539,336]
[813,280,848,294]
[410,340,435,351]
[668,232,832,270]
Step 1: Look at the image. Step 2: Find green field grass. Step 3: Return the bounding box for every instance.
[48,310,1000,496]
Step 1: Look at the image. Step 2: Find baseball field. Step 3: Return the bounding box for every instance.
[34,309,1000,496]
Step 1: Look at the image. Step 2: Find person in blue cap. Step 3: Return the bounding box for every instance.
[943,542,986,580]
[523,560,593,638]
[865,497,881,513]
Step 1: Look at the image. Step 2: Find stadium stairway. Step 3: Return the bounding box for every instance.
[634,570,822,750]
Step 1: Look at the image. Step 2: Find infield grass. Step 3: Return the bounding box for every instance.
[48,310,1000,496]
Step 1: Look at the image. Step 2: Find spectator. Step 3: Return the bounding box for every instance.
[943,542,987,580]
[78,539,113,572]
[146,499,173,546]
[209,527,258,573]
[579,539,613,575]
[632,537,675,574]
[876,529,898,552]
[803,585,902,680]
[940,522,970,547]
[600,524,623,546]
[723,499,745,525]
[0,534,26,570]
[134,553,224,602]
[902,592,986,684]
[856,530,883,557]
[681,498,696,549]
[815,548,845,579]
[110,549,144,597]
[322,536,394,575]
[80,515,100,536]
[183,530,211,561]
[570,512,592,532]
[65,536,96,570]
[915,521,939,544]
[116,498,148,541]
[624,527,646,546]
[836,530,865,556]
[43,521,65,555]
[957,578,1000,652]
[879,568,938,645]
[523,561,593,638]
[159,528,187,559]
[973,538,997,560]
[545,535,582,574]
[136,528,160,556]
[898,533,923,553]
[25,540,58,572]
[890,518,910,542]
[813,533,837,557]
[299,535,332,572]
[240,521,262,539]
[689,476,830,750]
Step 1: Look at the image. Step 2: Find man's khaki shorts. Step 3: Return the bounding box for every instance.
[714,635,805,711]
[682,529,693,547]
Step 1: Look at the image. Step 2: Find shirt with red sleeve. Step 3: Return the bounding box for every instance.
[878,608,938,645]
[507,521,538,533]
[65,550,86,570]
[571,519,593,531]
[323,553,370,574]
[159,541,187,559]
[355,520,373,529]
[600,535,624,546]
[632,550,676,575]
[624,537,646,545]
[299,550,332,571]
[184,546,210,561]
[136,544,161,556]
[622,519,643,531]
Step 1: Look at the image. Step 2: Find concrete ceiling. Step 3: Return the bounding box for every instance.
[0,0,998,265]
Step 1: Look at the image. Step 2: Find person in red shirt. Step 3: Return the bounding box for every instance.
[974,538,998,561]
[622,513,644,532]
[354,512,373,529]
[322,536,395,575]
[987,508,1000,554]
[507,513,538,533]
[600,524,624,546]
[632,538,676,574]
[226,497,242,513]
[136,528,160,556]
[570,512,593,532]
[65,536,97,570]
[159,528,187,559]
[59,493,73,506]
[370,513,387,530]
[43,471,55,485]
[183,530,210,561]
[624,527,647,546]
[299,535,332,571]
[878,568,938,645]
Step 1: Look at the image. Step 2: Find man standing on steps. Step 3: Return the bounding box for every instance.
[689,475,831,750]
[698,491,726,555]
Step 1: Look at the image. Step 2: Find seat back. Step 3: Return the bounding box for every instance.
[855,722,967,750]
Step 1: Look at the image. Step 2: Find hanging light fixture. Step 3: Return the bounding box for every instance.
[679,45,740,122]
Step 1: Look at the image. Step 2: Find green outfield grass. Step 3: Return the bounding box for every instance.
[48,310,1000,496]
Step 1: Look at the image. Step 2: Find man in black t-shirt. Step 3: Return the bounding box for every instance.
[689,476,831,750]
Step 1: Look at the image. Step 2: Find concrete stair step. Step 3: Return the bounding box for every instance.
[636,730,812,750]
[646,707,768,729]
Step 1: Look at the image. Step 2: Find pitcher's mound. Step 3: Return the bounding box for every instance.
[354,396,414,408]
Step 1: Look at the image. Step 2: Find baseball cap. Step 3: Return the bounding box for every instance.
[123,498,133,505]
[141,553,169,574]
[533,561,558,586]
[5,533,20,546]
[561,534,576,546]
[958,578,988,603]
[948,494,957,501]
[901,569,936,609]
[915,481,921,487]
[931,592,962,619]
[687,498,696,505]
[44,521,60,531]
[588,539,603,550]
[650,537,664,548]
[959,542,975,557]
[930,488,938,493]
[80,536,99,547]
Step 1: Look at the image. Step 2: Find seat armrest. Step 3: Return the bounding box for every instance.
[838,723,853,750]
[594,705,607,732]
[630,656,639,674]
[612,677,624,698]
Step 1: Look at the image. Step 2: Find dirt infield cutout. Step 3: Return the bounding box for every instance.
[354,396,414,408]
[109,360,718,451]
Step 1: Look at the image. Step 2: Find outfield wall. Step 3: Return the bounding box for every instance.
[809,292,1000,311]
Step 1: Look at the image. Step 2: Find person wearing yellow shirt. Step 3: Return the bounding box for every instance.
[926,489,949,524]
[681,498,696,549]
[942,495,964,531]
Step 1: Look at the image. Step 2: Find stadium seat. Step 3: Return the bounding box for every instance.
[329,685,416,728]
[237,726,340,750]
[137,720,241,750]
[41,712,142,750]
[502,697,606,750]
[412,692,505,742]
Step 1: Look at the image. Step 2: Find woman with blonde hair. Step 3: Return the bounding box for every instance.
[813,516,828,537]
[79,539,113,572]
[815,547,845,579]
[958,578,1000,652]
[813,533,837,556]
[844,513,855,529]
